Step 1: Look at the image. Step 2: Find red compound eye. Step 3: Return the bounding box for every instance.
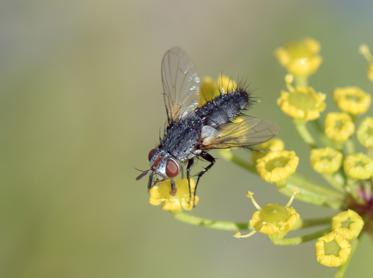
[166,159,179,178]
[148,148,157,161]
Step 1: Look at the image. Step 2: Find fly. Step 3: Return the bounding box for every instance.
[137,47,278,205]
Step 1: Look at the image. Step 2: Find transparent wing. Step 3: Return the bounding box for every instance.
[202,116,279,149]
[161,47,200,123]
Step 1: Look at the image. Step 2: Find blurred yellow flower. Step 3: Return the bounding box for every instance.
[198,75,237,106]
[277,87,326,121]
[332,210,364,240]
[333,87,371,115]
[275,38,322,76]
[251,138,285,162]
[324,112,355,143]
[343,153,373,180]
[359,44,373,81]
[256,150,299,184]
[149,178,198,212]
[310,147,343,175]
[357,117,373,148]
[315,231,351,267]
[235,191,300,239]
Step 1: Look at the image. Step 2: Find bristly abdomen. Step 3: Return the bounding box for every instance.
[195,88,251,128]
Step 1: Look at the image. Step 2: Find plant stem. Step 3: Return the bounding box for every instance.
[294,120,317,148]
[172,212,332,233]
[335,239,359,278]
[271,227,330,246]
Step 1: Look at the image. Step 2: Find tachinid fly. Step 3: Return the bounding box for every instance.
[137,47,278,204]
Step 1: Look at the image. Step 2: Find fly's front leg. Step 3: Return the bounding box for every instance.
[186,158,194,201]
[170,178,177,196]
[194,151,215,206]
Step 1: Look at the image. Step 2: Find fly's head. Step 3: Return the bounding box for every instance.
[136,147,180,190]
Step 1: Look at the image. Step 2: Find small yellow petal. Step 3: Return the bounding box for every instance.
[252,138,285,162]
[277,87,326,121]
[332,210,364,240]
[315,231,352,267]
[324,112,355,143]
[334,87,371,115]
[310,147,343,175]
[256,150,299,184]
[344,153,373,180]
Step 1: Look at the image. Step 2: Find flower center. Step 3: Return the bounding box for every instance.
[288,92,317,110]
[345,94,362,103]
[259,204,290,224]
[324,240,341,256]
[265,157,290,171]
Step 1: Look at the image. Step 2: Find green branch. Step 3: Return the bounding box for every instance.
[271,227,330,246]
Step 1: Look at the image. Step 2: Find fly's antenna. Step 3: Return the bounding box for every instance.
[135,168,150,180]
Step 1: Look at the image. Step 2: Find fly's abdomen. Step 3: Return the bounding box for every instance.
[196,88,250,128]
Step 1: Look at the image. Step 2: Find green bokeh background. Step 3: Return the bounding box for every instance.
[1,1,372,277]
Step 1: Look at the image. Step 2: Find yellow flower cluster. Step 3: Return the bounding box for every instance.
[315,210,364,267]
[148,178,198,212]
[324,112,355,143]
[334,87,371,116]
[310,147,342,175]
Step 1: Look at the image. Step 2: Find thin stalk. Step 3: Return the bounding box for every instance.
[173,212,332,232]
[271,227,330,246]
[294,120,317,148]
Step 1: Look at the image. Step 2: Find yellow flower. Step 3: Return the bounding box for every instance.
[343,153,373,180]
[357,117,373,148]
[315,231,352,267]
[256,150,299,184]
[310,147,343,175]
[324,112,355,143]
[275,38,322,76]
[251,138,285,162]
[333,87,371,115]
[277,87,326,121]
[332,210,364,240]
[148,178,198,212]
[198,75,237,106]
[234,191,300,239]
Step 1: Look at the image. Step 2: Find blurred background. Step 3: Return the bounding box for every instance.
[1,0,373,277]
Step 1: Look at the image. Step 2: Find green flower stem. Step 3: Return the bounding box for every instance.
[294,120,317,148]
[310,120,335,148]
[345,140,355,154]
[322,174,345,193]
[222,152,344,209]
[172,212,247,231]
[173,212,331,232]
[295,75,308,87]
[335,239,359,278]
[270,227,330,246]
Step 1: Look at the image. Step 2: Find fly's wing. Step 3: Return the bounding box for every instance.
[202,116,278,149]
[161,47,200,124]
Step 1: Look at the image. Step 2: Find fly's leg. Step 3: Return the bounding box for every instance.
[193,151,215,206]
[170,178,177,196]
[186,158,194,203]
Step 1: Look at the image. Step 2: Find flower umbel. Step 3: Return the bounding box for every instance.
[310,147,343,175]
[256,150,299,184]
[277,87,326,121]
[149,178,198,212]
[332,210,364,240]
[315,231,352,267]
[251,138,285,162]
[324,112,355,143]
[334,87,371,116]
[275,38,322,77]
